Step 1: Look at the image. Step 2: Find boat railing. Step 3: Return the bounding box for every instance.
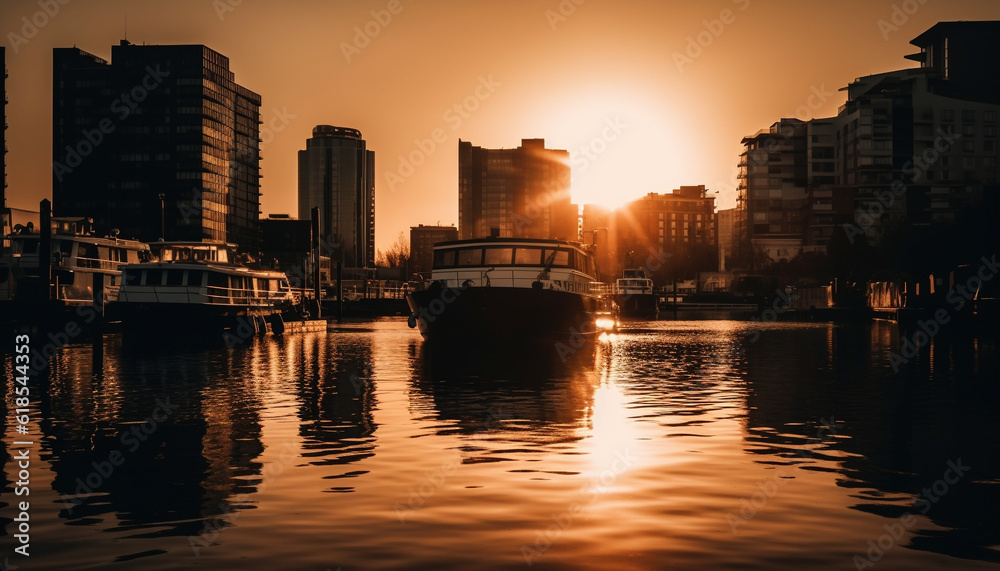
[430,268,607,295]
[59,255,117,271]
[131,283,294,307]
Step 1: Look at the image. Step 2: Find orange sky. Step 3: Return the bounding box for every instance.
[2,0,998,252]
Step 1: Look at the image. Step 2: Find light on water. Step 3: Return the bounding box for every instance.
[1,318,998,569]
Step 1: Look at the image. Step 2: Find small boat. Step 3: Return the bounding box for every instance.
[112,241,296,338]
[1,217,150,321]
[405,237,617,344]
[615,268,659,319]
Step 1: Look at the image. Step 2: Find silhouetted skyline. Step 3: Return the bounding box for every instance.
[2,0,998,252]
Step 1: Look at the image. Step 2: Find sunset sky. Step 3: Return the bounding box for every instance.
[2,0,998,252]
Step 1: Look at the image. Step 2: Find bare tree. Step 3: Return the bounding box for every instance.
[377,231,410,270]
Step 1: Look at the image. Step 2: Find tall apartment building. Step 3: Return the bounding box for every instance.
[614,186,716,278]
[2,46,6,211]
[734,21,1000,268]
[409,224,458,276]
[52,41,262,251]
[458,138,576,241]
[297,125,375,269]
[737,119,808,264]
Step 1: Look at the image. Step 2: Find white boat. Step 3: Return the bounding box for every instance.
[113,241,295,337]
[1,217,150,308]
[615,268,659,319]
[405,237,617,343]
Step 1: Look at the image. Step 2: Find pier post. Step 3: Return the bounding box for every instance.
[39,199,51,302]
[311,207,321,319]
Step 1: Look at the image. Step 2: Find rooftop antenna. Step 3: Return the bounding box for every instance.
[124,14,127,42]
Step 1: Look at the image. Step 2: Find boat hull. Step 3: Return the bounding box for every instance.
[615,293,659,319]
[109,301,286,342]
[406,285,605,344]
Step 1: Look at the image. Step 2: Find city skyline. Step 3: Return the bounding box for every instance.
[2,0,998,253]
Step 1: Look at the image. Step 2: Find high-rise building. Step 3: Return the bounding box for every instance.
[458,138,576,241]
[616,186,716,276]
[297,125,375,269]
[409,224,458,276]
[737,118,808,264]
[2,46,7,233]
[52,41,262,251]
[733,21,1000,271]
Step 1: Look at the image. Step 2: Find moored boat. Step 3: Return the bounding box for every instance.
[1,217,150,324]
[405,237,617,344]
[615,268,659,319]
[112,241,296,339]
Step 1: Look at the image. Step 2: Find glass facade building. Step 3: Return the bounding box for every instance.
[52,41,262,251]
[297,125,375,269]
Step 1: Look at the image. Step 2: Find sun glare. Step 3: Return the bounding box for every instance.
[532,88,696,211]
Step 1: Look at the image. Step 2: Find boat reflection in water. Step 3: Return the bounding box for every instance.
[412,335,604,441]
[3,319,997,569]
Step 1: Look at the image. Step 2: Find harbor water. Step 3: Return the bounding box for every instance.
[1,318,998,569]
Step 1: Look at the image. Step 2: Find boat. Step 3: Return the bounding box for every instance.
[1,217,150,323]
[405,237,617,344]
[614,268,659,319]
[112,241,296,339]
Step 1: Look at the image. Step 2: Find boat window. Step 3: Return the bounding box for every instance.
[433,249,456,268]
[257,278,269,293]
[543,249,570,268]
[207,272,228,287]
[121,268,140,285]
[19,239,40,255]
[457,248,484,266]
[187,270,204,287]
[514,247,542,266]
[484,247,513,266]
[145,269,163,286]
[57,240,74,257]
[166,269,185,286]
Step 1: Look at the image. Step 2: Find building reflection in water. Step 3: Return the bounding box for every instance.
[741,321,1000,563]
[292,331,376,492]
[35,337,266,537]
